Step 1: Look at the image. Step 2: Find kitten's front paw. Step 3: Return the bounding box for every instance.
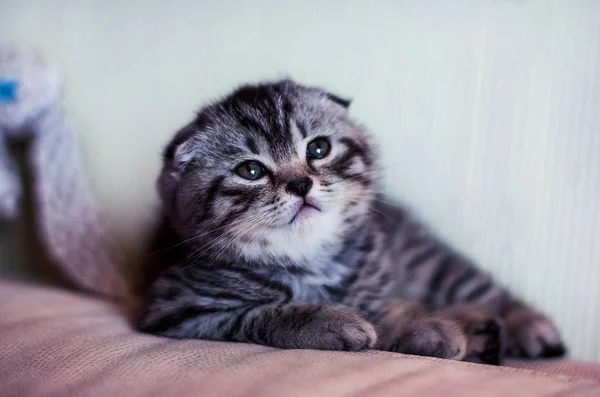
[318,308,377,351]
[275,306,377,351]
[505,308,566,358]
[382,317,467,360]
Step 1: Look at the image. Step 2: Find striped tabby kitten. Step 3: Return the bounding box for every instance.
[139,80,565,364]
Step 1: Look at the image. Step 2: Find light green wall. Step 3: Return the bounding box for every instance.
[2,0,599,361]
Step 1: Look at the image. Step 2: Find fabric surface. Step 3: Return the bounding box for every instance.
[1,281,599,397]
[508,359,600,384]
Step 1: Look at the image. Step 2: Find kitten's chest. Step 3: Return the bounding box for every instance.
[266,261,352,304]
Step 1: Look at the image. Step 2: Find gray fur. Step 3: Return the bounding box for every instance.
[139,80,565,364]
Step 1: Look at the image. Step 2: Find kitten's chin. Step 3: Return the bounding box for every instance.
[240,209,344,264]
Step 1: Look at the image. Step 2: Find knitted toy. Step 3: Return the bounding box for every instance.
[0,47,129,301]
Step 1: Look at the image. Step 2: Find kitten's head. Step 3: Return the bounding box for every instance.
[159,80,376,267]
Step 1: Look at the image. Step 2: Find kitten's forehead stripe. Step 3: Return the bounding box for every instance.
[245,136,259,155]
[222,82,298,162]
[282,97,294,141]
[236,113,266,136]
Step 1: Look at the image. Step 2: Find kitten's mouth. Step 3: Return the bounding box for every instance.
[289,198,322,224]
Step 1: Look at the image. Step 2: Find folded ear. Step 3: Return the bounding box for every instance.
[162,125,196,174]
[158,121,199,209]
[325,92,352,109]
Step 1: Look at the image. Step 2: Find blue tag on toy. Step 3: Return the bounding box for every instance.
[0,80,18,103]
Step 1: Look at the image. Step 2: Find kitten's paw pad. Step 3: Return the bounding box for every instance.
[387,319,467,360]
[505,309,566,358]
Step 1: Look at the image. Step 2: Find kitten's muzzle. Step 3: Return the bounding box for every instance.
[289,196,321,224]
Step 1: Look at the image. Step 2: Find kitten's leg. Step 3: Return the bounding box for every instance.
[396,233,565,358]
[377,203,565,359]
[434,303,505,364]
[426,259,564,359]
[373,300,468,360]
[140,266,376,351]
[373,300,506,364]
[140,301,376,351]
[378,202,566,359]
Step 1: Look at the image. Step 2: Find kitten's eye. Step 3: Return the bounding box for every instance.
[307,138,331,160]
[235,161,266,180]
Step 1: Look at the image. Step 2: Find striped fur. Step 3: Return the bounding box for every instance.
[139,80,565,364]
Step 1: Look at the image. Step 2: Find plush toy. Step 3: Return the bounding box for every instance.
[0,47,129,301]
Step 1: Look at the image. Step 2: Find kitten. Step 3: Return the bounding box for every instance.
[139,80,565,364]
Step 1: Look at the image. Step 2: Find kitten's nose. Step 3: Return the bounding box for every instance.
[286,177,313,197]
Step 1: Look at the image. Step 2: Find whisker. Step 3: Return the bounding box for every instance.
[150,215,255,254]
[326,161,409,187]
[369,206,396,222]
[204,214,268,268]
[172,213,265,268]
[151,201,280,254]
